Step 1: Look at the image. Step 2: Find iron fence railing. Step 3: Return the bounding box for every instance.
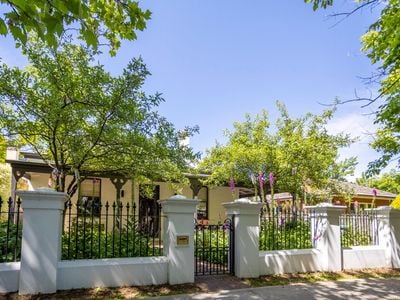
[0,197,23,263]
[194,218,234,276]
[259,208,314,251]
[340,211,378,248]
[62,200,163,260]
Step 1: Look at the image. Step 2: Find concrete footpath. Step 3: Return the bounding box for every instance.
[149,278,400,300]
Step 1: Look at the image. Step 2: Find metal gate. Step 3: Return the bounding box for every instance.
[194,217,234,276]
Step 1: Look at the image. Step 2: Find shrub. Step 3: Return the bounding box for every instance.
[194,224,231,265]
[259,219,312,251]
[62,216,162,260]
[0,218,22,262]
[340,225,373,247]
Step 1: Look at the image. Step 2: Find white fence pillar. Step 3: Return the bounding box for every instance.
[309,205,346,272]
[17,189,68,295]
[374,206,400,268]
[223,199,262,278]
[158,195,198,285]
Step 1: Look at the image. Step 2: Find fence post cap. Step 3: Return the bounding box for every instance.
[16,189,68,210]
[169,195,187,200]
[374,206,392,211]
[223,200,262,215]
[373,206,400,217]
[234,198,253,203]
[306,204,346,215]
[158,196,199,214]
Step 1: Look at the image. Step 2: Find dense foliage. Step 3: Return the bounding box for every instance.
[0,164,11,201]
[0,213,22,263]
[194,224,231,265]
[259,219,312,251]
[62,216,162,260]
[340,226,374,247]
[357,169,400,194]
[0,0,151,55]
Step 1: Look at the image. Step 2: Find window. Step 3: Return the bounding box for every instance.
[350,202,370,211]
[196,187,208,219]
[79,178,101,216]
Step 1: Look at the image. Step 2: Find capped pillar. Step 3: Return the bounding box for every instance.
[158,195,198,284]
[223,198,262,278]
[17,188,69,295]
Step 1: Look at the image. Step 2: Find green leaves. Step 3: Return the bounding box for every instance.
[0,0,151,56]
[357,169,400,194]
[0,40,197,194]
[0,18,7,36]
[200,102,355,201]
[83,28,97,47]
[304,0,334,11]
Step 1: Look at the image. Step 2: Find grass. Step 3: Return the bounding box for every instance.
[244,268,400,287]
[3,268,400,299]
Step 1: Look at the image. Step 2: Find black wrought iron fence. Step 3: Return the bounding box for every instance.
[259,208,314,251]
[340,211,378,248]
[194,218,234,276]
[0,197,23,263]
[62,200,163,260]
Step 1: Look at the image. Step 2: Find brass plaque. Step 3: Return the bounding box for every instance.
[177,235,189,246]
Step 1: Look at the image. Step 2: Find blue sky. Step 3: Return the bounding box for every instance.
[0,1,390,180]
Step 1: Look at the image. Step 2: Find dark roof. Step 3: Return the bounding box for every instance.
[266,192,292,201]
[6,152,212,181]
[338,181,397,199]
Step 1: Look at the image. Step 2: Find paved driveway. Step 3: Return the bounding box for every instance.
[149,278,400,300]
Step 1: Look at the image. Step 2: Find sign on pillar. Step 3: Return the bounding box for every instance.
[158,195,199,285]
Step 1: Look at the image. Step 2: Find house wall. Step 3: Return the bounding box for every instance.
[332,196,392,208]
[21,174,237,223]
[24,175,194,203]
[208,186,238,223]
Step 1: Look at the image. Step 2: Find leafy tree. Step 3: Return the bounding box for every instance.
[304,0,400,174]
[0,0,151,55]
[0,136,10,201]
[0,39,198,197]
[329,157,358,181]
[199,102,355,206]
[0,163,11,201]
[356,169,400,194]
[0,135,5,162]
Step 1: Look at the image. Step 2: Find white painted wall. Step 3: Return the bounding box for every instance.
[17,189,67,295]
[3,191,400,295]
[0,262,20,293]
[224,200,262,278]
[343,246,389,270]
[158,196,198,285]
[57,257,168,290]
[259,249,322,275]
[0,258,169,293]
